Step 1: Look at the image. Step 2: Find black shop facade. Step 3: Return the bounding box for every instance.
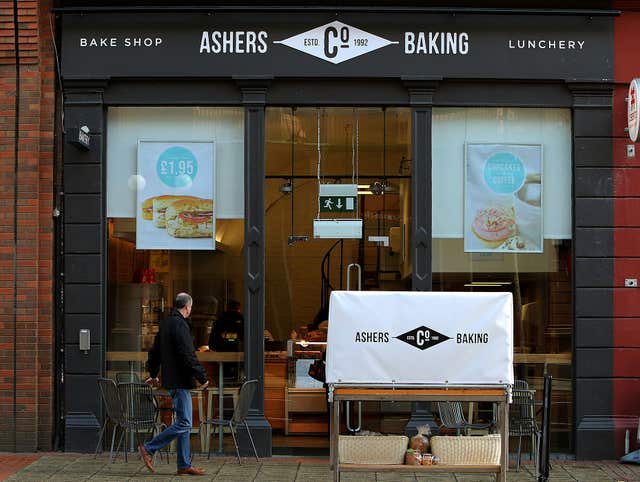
[58,6,615,458]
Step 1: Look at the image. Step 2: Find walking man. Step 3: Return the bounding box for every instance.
[138,292,208,476]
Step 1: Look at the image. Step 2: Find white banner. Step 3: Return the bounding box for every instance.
[326,291,513,386]
[465,143,543,253]
[136,141,216,250]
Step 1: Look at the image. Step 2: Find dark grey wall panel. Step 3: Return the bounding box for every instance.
[65,374,101,414]
[267,79,408,105]
[64,194,102,223]
[575,168,613,197]
[576,418,616,460]
[64,165,102,194]
[240,81,272,458]
[575,228,613,257]
[65,345,102,374]
[62,82,110,453]
[575,198,613,227]
[434,81,571,107]
[576,377,614,459]
[573,109,613,137]
[104,79,242,105]
[65,314,102,345]
[65,284,101,314]
[575,258,613,287]
[63,134,103,164]
[409,82,435,291]
[63,105,105,134]
[65,254,101,283]
[571,85,614,460]
[574,138,613,167]
[65,224,101,253]
[576,288,613,318]
[575,348,612,377]
[575,378,613,422]
[575,318,613,348]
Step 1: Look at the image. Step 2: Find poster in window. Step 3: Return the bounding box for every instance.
[464,143,543,253]
[136,141,215,250]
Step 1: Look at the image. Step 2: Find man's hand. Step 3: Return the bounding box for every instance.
[199,380,209,390]
[144,377,159,387]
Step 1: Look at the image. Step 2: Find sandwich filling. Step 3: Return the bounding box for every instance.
[179,211,213,224]
[165,198,214,238]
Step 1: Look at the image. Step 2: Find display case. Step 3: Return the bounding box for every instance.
[284,339,327,435]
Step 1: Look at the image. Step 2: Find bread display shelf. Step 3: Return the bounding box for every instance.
[329,386,509,482]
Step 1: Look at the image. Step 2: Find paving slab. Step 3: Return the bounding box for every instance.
[5,454,640,481]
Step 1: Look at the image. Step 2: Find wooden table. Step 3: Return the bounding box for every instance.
[329,386,510,482]
[106,351,244,453]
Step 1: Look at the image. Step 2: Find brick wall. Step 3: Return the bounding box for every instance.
[0,0,55,451]
[612,4,640,456]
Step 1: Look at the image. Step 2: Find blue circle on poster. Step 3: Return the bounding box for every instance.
[157,146,198,188]
[483,152,525,194]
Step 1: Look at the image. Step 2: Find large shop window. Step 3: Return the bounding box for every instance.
[105,107,245,394]
[432,107,572,452]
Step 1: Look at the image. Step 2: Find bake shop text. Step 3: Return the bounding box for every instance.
[80,37,163,47]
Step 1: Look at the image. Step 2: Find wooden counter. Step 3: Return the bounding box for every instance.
[513,352,571,365]
[106,351,243,363]
[265,356,287,430]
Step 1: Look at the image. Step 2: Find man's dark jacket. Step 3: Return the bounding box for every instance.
[147,308,207,389]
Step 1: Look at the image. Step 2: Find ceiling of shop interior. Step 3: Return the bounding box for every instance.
[266,108,411,178]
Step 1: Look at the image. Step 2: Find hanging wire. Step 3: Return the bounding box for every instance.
[290,107,295,237]
[351,109,356,185]
[355,109,359,188]
[382,107,387,232]
[317,108,321,219]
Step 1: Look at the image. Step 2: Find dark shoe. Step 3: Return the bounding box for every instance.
[138,444,154,472]
[177,466,206,476]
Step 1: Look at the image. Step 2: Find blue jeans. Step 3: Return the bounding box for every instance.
[144,388,192,469]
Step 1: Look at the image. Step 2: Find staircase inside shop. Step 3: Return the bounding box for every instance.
[319,208,403,312]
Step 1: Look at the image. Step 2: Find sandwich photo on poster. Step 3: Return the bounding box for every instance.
[136,141,215,250]
[464,143,543,253]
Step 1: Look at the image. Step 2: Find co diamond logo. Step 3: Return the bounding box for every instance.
[274,21,398,65]
[395,325,451,351]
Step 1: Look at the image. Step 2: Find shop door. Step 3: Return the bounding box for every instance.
[264,107,412,455]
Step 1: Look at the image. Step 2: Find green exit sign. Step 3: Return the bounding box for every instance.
[320,196,357,212]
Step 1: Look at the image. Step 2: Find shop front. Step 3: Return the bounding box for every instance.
[58,6,614,458]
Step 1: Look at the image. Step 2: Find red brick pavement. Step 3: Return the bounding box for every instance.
[0,453,39,481]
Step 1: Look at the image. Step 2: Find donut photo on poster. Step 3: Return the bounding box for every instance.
[464,143,543,254]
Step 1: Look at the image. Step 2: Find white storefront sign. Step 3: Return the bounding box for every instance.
[326,291,514,387]
[274,21,398,64]
[628,78,640,143]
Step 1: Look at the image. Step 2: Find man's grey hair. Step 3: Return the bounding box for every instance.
[175,292,193,309]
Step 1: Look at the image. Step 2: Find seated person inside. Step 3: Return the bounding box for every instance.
[208,300,244,352]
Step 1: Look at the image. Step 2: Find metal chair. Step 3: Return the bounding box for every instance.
[514,379,529,391]
[95,377,126,463]
[117,382,167,463]
[115,372,141,384]
[201,379,259,464]
[509,382,540,471]
[436,401,494,435]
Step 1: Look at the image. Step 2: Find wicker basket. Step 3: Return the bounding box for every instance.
[338,435,408,464]
[430,435,501,465]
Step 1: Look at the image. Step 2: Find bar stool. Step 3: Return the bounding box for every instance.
[198,386,240,453]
